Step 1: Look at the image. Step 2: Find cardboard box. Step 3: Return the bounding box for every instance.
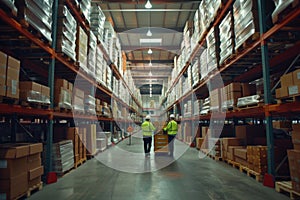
[280,73,294,87]
[27,154,41,170]
[28,166,43,180]
[235,157,248,167]
[294,144,300,151]
[41,85,50,97]
[287,149,300,192]
[6,86,19,99]
[196,137,204,149]
[293,69,300,85]
[292,131,300,150]
[293,124,300,132]
[276,87,289,98]
[0,157,27,179]
[227,146,244,161]
[0,172,28,200]
[0,51,7,67]
[273,121,292,129]
[73,88,85,99]
[0,52,7,86]
[55,79,68,89]
[6,68,19,86]
[28,176,41,188]
[222,138,245,152]
[7,56,20,70]
[288,85,300,96]
[234,148,247,160]
[241,83,256,96]
[235,125,265,145]
[68,82,73,91]
[0,144,29,159]
[228,82,242,92]
[29,143,43,155]
[19,81,41,93]
[0,85,5,96]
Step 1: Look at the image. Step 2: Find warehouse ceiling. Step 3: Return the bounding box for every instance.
[93,0,200,95]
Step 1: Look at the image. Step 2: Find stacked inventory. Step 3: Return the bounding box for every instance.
[191,8,201,50]
[276,69,300,99]
[206,28,218,73]
[200,97,210,115]
[200,49,208,80]
[54,79,72,109]
[0,52,20,99]
[90,3,106,42]
[1,0,17,15]
[233,0,259,51]
[111,37,122,71]
[191,59,200,87]
[106,66,112,90]
[95,98,102,116]
[76,26,89,73]
[193,99,203,116]
[221,138,245,160]
[84,94,96,114]
[84,124,97,156]
[87,32,97,78]
[19,81,50,105]
[103,21,115,59]
[96,132,107,152]
[16,0,53,43]
[0,143,44,199]
[287,124,300,193]
[210,88,220,111]
[234,147,248,166]
[219,11,234,65]
[57,5,77,61]
[79,0,91,24]
[66,127,79,166]
[95,46,105,85]
[183,100,192,118]
[72,88,85,113]
[183,21,193,59]
[52,140,74,174]
[272,0,296,23]
[247,146,268,174]
[221,83,242,110]
[78,128,87,162]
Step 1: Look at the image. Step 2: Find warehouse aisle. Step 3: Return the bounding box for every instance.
[29,137,288,200]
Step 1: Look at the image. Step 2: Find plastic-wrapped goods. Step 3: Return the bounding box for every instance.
[84,94,96,114]
[272,0,295,23]
[237,95,262,107]
[88,31,97,77]
[90,3,106,42]
[191,59,200,87]
[95,46,105,85]
[57,5,77,61]
[200,97,210,115]
[233,0,259,51]
[206,28,218,73]
[219,11,234,65]
[76,26,88,72]
[79,0,91,24]
[200,49,208,80]
[0,0,17,14]
[52,140,74,174]
[16,0,53,43]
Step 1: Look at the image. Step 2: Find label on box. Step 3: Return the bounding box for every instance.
[0,160,7,168]
[11,80,17,95]
[289,85,299,95]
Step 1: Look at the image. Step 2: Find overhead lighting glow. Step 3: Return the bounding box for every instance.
[146,29,152,37]
[140,38,162,44]
[149,71,152,76]
[149,60,152,67]
[145,0,152,9]
[148,48,153,54]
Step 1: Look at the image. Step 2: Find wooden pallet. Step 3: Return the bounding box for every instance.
[275,181,300,200]
[21,101,50,109]
[236,32,260,53]
[237,102,264,110]
[57,52,76,63]
[0,96,19,104]
[19,19,51,46]
[226,159,241,169]
[74,157,87,169]
[273,0,300,24]
[54,106,72,113]
[26,182,43,198]
[277,95,300,104]
[57,167,75,177]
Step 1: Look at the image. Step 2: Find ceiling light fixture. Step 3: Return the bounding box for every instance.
[149,60,152,67]
[145,0,152,9]
[146,28,152,37]
[148,48,153,54]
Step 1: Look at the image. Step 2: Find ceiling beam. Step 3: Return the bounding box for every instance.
[94,0,200,4]
[121,45,180,52]
[115,27,182,32]
[128,59,174,64]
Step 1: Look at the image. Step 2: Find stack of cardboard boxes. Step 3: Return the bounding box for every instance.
[79,128,87,161]
[19,81,50,105]
[276,69,300,99]
[221,138,245,161]
[247,146,268,174]
[72,88,85,113]
[76,26,88,72]
[210,88,220,111]
[0,143,43,200]
[287,124,300,193]
[55,79,73,109]
[84,124,97,156]
[0,51,20,99]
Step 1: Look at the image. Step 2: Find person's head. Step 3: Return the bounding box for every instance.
[170,114,175,120]
[145,115,151,121]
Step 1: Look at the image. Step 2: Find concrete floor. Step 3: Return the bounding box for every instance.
[29,137,289,200]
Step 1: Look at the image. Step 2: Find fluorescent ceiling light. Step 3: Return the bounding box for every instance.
[149,71,152,76]
[146,29,152,37]
[148,48,153,54]
[145,0,152,9]
[140,38,162,44]
[149,60,152,66]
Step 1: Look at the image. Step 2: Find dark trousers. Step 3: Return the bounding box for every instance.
[143,137,152,154]
[168,135,176,156]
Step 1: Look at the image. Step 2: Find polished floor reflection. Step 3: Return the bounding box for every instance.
[29,137,288,200]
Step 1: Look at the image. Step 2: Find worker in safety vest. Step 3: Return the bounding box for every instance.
[141,115,156,157]
[163,114,178,157]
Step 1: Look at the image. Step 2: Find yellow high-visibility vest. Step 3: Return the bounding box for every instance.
[141,121,156,136]
[163,120,178,135]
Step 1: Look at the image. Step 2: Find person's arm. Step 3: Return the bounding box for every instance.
[163,121,171,131]
[150,123,156,131]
